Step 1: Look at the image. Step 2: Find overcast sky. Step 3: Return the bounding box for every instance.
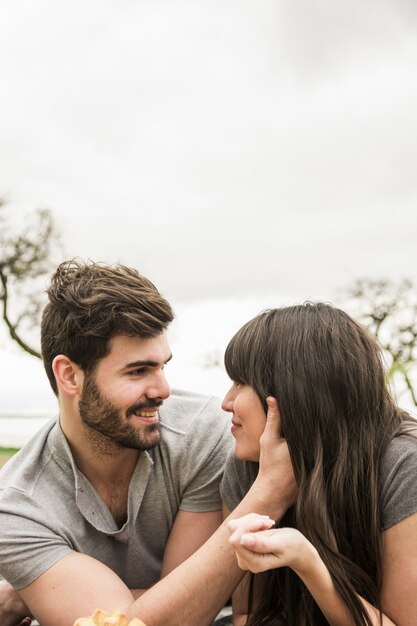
[1,0,417,303]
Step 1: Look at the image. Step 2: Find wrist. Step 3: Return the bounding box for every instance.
[249,475,292,521]
[290,536,322,580]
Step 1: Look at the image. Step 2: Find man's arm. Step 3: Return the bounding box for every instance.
[161,510,223,576]
[1,477,223,625]
[127,482,292,625]
[127,398,297,626]
[18,552,134,626]
[130,510,223,600]
[0,506,244,626]
[12,398,295,626]
[4,511,221,626]
[222,509,269,626]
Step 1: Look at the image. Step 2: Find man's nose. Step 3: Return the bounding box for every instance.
[147,369,171,400]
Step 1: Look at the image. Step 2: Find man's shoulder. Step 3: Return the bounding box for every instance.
[0,418,58,495]
[159,388,229,434]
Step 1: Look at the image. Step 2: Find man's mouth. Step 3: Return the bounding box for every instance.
[127,401,162,420]
[126,400,162,425]
[134,410,158,417]
[129,409,160,426]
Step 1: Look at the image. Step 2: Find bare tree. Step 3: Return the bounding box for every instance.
[0,198,59,358]
[343,278,417,407]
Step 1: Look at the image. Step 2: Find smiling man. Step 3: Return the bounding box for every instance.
[0,260,232,626]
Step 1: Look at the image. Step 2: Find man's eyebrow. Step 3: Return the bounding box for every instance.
[125,354,173,369]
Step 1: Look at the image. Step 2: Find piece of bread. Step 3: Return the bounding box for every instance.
[73,608,146,626]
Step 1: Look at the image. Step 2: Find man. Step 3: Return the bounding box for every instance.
[0,260,296,626]
[0,260,232,625]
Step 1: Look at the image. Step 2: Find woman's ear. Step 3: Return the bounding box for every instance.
[52,355,84,397]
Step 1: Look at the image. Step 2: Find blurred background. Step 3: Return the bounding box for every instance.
[1,0,417,447]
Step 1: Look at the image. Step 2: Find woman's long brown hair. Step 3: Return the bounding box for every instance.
[224,303,414,626]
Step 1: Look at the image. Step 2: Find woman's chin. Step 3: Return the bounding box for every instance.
[234,443,260,463]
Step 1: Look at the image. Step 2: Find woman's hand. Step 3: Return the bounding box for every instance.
[228,513,315,575]
[228,515,399,626]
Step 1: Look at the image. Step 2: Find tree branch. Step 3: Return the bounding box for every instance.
[0,269,41,359]
[401,367,417,407]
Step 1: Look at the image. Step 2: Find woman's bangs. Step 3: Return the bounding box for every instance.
[224,331,251,385]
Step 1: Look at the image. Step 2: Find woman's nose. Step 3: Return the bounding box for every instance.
[221,385,236,412]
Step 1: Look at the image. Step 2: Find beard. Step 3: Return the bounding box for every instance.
[78,373,162,454]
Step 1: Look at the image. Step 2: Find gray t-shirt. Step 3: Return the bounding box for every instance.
[0,389,233,590]
[221,432,417,530]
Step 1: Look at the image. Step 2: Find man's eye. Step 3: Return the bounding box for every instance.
[129,368,146,376]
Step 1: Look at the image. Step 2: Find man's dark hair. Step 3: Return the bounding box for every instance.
[41,259,174,394]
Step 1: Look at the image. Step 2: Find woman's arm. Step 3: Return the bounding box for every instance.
[380,511,417,624]
[292,539,396,626]
[228,514,397,626]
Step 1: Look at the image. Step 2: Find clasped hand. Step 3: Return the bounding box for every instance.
[228,513,314,576]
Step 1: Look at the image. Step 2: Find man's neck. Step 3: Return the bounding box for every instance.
[59,405,140,486]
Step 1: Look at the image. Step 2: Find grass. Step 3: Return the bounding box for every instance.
[0,447,19,468]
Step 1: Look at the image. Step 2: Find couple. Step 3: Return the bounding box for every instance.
[0,259,416,626]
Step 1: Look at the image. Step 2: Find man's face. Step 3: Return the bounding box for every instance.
[78,333,172,451]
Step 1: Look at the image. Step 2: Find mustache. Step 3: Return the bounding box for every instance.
[126,399,163,418]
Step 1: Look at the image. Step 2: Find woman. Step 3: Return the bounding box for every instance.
[220,302,417,626]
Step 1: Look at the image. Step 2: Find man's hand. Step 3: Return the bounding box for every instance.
[255,397,298,516]
[0,580,32,626]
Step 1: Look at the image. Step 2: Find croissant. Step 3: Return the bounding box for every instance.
[73,608,146,626]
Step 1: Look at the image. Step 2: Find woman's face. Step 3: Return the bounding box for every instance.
[222,382,266,462]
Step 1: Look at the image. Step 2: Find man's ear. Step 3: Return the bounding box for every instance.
[52,355,84,396]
